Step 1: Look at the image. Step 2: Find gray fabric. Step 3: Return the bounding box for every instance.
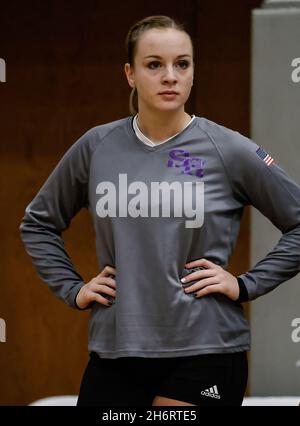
[19,116,300,358]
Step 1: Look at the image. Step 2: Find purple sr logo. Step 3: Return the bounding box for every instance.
[167,149,204,178]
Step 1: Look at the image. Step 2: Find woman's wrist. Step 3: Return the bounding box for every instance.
[74,285,93,310]
[236,276,249,303]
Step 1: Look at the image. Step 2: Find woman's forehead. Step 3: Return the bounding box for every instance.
[136,28,192,56]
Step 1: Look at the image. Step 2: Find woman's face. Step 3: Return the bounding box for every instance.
[125,28,194,113]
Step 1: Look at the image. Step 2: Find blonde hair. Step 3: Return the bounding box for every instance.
[124,15,194,115]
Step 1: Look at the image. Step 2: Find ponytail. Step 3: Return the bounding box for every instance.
[129,87,138,115]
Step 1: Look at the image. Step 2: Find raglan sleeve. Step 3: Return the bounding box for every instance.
[19,128,95,309]
[223,130,300,301]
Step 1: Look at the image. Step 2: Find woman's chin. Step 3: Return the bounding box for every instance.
[154,102,183,113]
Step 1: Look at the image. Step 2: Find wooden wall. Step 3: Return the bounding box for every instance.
[0,0,262,405]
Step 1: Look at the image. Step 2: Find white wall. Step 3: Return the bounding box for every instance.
[250,0,300,395]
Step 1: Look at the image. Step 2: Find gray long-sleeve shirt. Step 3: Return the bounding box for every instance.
[19,115,300,358]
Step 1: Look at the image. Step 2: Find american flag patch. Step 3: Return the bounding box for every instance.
[256,147,274,166]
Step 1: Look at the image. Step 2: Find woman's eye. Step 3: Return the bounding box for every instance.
[177,61,190,69]
[147,60,190,70]
[148,61,161,69]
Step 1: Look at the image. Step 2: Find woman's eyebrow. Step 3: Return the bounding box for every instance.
[143,54,192,59]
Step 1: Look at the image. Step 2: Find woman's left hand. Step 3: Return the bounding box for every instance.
[181,258,239,301]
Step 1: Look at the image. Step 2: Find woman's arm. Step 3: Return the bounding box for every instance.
[217,129,300,301]
[19,128,95,308]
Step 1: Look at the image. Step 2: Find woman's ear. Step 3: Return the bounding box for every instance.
[124,63,135,89]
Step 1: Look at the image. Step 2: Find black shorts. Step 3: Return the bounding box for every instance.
[77,351,248,407]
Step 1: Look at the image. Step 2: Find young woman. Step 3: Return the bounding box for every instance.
[20,15,300,406]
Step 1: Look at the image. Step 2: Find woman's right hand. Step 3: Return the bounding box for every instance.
[75,265,117,309]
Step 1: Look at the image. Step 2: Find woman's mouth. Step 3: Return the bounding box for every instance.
[158,91,179,99]
[159,91,179,95]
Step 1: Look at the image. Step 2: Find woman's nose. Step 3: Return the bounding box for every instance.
[162,66,177,83]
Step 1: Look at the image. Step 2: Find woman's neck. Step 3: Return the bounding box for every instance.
[136,109,191,143]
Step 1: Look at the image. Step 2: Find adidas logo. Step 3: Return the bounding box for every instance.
[201,385,221,399]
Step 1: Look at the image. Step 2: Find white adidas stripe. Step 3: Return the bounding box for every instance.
[201,385,221,399]
[205,386,219,395]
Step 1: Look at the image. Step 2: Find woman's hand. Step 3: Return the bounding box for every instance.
[75,265,117,309]
[181,258,239,301]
